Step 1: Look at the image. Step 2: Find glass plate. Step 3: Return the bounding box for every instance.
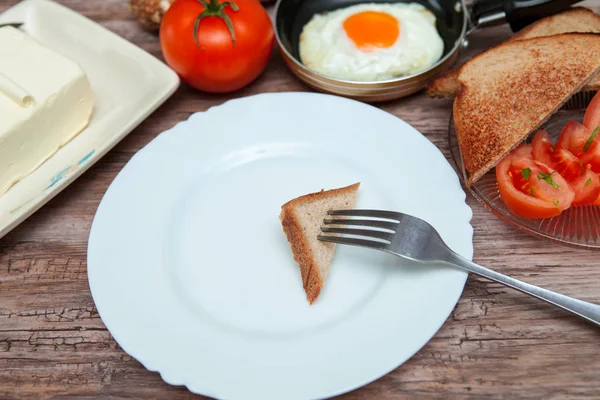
[448,91,600,249]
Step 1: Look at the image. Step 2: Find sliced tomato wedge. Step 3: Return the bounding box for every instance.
[531,130,554,165]
[530,161,575,208]
[557,121,593,155]
[496,144,574,218]
[532,130,581,181]
[532,130,600,204]
[580,140,600,173]
[570,168,600,206]
[594,194,600,206]
[556,120,600,173]
[583,90,600,132]
[571,169,600,206]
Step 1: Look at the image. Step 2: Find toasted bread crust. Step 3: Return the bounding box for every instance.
[280,207,323,303]
[279,183,360,304]
[453,33,600,186]
[586,72,600,91]
[281,183,360,210]
[426,7,600,98]
[425,68,460,98]
[506,7,600,42]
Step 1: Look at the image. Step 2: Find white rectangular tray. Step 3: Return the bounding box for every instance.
[0,0,179,239]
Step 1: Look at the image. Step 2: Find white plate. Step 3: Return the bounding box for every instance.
[0,0,179,238]
[88,93,473,400]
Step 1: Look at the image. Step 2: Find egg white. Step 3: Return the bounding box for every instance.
[299,2,444,81]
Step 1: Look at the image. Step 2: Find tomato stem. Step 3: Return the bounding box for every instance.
[194,0,239,49]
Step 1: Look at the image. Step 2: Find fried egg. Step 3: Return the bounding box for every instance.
[299,2,444,81]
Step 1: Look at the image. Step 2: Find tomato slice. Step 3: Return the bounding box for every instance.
[532,130,581,181]
[532,130,600,205]
[580,140,600,173]
[530,161,575,208]
[496,145,574,218]
[510,142,536,160]
[570,168,600,206]
[531,130,554,165]
[556,121,593,155]
[583,90,600,132]
[550,149,581,182]
[594,194,600,206]
[556,120,600,173]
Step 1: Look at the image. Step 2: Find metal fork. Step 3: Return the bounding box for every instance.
[318,209,600,327]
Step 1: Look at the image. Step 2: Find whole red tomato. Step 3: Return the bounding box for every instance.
[160,0,274,93]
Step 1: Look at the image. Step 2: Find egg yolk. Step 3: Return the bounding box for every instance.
[343,11,400,51]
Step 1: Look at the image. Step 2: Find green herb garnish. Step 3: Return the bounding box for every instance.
[521,167,532,180]
[583,126,600,152]
[553,200,559,206]
[585,178,592,187]
[529,187,535,196]
[538,172,560,189]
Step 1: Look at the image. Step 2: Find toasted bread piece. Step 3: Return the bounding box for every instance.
[506,7,600,42]
[426,7,600,98]
[279,183,359,304]
[454,33,600,186]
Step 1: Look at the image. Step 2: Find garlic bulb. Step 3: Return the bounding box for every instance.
[130,0,174,31]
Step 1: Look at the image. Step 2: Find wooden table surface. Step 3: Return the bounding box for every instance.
[2,0,600,398]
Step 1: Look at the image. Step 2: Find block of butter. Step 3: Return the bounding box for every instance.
[0,26,94,197]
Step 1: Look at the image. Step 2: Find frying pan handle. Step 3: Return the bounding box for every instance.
[470,0,582,31]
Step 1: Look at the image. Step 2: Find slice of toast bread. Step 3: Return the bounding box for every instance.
[279,183,359,304]
[453,33,600,186]
[426,7,600,98]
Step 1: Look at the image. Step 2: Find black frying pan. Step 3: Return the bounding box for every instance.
[274,0,582,101]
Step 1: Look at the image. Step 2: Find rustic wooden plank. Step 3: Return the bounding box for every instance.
[1,0,600,399]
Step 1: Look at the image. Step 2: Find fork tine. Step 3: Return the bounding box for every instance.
[320,226,393,241]
[317,235,390,250]
[323,218,398,231]
[327,209,403,220]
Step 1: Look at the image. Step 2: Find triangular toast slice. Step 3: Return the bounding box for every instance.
[279,183,359,304]
[454,33,600,186]
[426,7,600,98]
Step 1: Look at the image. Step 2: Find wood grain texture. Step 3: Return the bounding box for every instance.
[1,0,600,398]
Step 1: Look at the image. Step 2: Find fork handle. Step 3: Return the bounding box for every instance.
[447,252,600,327]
